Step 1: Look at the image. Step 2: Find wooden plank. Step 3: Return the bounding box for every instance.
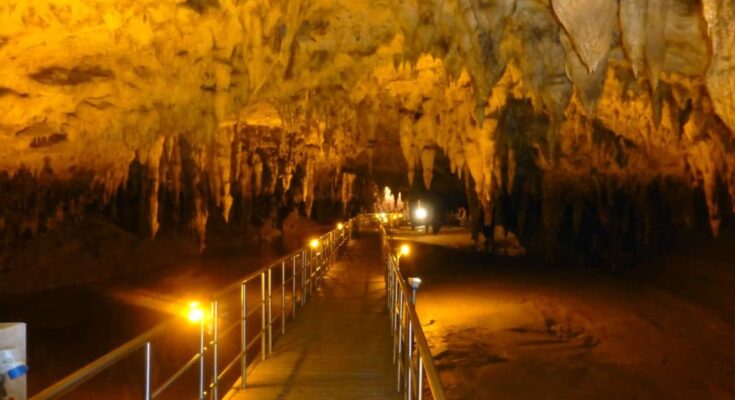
[225,236,400,400]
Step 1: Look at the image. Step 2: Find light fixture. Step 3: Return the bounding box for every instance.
[400,244,410,256]
[408,277,422,289]
[379,212,387,222]
[309,238,320,249]
[187,301,204,323]
[415,206,427,221]
[337,222,344,230]
[408,277,422,304]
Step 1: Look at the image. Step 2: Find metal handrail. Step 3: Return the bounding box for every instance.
[31,322,173,399]
[380,222,446,400]
[31,220,353,400]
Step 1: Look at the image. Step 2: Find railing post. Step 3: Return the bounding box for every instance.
[198,317,205,400]
[144,341,151,400]
[407,319,413,400]
[281,260,286,335]
[397,291,404,393]
[292,255,297,319]
[267,268,273,355]
[301,249,306,306]
[418,356,424,400]
[392,271,399,335]
[309,248,314,296]
[261,272,266,361]
[240,282,247,389]
[212,300,219,400]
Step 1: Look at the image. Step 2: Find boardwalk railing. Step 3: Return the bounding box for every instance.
[31,220,352,400]
[380,220,447,400]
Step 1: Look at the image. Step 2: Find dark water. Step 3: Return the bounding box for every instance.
[0,232,327,399]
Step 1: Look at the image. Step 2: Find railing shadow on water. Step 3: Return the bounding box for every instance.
[30,220,353,400]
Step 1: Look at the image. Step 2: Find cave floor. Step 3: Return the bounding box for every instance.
[392,227,735,400]
[226,234,399,400]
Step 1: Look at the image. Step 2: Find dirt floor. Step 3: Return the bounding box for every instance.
[391,226,735,400]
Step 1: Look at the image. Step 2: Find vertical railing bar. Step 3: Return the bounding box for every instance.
[240,282,247,389]
[144,341,152,400]
[281,260,286,335]
[309,248,314,296]
[212,300,219,400]
[267,268,273,355]
[301,249,306,306]
[292,255,297,319]
[407,318,413,400]
[198,317,205,400]
[397,291,403,392]
[261,272,266,361]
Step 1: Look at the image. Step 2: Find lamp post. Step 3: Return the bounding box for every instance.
[396,244,410,268]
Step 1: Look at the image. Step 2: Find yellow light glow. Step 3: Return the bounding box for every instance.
[187,301,204,323]
[379,212,387,221]
[400,244,410,256]
[337,222,344,230]
[415,207,427,221]
[309,238,320,249]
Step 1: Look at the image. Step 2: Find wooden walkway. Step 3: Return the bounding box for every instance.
[225,235,401,400]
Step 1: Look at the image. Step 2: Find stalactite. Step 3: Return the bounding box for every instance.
[252,153,264,197]
[645,0,668,92]
[551,0,616,74]
[212,124,235,222]
[620,0,647,78]
[145,138,165,238]
[421,147,436,189]
[341,172,357,216]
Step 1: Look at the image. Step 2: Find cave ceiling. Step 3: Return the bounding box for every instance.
[2,0,735,242]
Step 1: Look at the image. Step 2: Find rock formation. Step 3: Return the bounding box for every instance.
[1,0,734,270]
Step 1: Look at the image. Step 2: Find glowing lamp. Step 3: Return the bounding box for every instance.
[309,238,320,249]
[337,222,344,230]
[400,244,410,256]
[187,301,204,323]
[408,277,422,304]
[379,212,387,222]
[415,207,427,221]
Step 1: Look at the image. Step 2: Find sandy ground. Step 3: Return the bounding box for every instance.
[391,226,735,400]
